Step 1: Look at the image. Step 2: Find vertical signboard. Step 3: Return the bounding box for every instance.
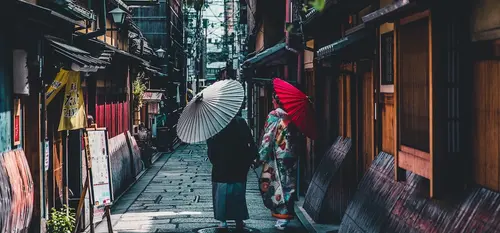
[13,98,21,146]
[44,141,50,171]
[86,129,113,222]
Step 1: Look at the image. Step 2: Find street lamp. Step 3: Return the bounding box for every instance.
[109,7,126,24]
[156,48,166,58]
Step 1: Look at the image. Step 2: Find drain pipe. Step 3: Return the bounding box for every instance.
[76,0,107,40]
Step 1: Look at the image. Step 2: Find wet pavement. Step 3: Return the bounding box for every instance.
[93,144,306,233]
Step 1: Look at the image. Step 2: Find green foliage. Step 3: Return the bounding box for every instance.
[132,73,147,110]
[309,0,325,11]
[285,23,294,32]
[302,4,310,13]
[46,205,76,233]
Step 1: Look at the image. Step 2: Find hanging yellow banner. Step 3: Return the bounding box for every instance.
[46,69,69,105]
[58,71,87,131]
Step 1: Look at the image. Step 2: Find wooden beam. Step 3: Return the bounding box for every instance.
[393,21,406,181]
[398,150,431,179]
[401,145,430,160]
[400,10,430,25]
[370,61,376,162]
[354,63,360,181]
[375,27,382,156]
[428,11,434,198]
[25,93,42,233]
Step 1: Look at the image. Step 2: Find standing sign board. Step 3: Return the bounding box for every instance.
[86,129,114,221]
[74,128,114,233]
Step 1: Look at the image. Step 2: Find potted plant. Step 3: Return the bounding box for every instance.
[46,205,76,233]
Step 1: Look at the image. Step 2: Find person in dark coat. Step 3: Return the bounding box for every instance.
[207,111,258,229]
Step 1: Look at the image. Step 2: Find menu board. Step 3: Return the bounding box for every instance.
[86,130,113,209]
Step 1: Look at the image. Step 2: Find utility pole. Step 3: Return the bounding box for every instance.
[165,0,172,88]
[183,6,189,105]
[203,18,209,85]
[231,32,235,79]
[195,10,202,93]
[223,0,229,60]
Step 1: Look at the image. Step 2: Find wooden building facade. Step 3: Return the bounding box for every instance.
[242,0,302,140]
[132,0,187,111]
[0,0,164,232]
[243,0,500,229]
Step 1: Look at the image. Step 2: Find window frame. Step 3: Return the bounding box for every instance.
[381,32,394,85]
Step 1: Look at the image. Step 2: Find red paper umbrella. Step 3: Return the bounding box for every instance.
[273,78,317,139]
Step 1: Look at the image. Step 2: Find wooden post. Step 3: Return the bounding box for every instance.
[104,206,113,233]
[74,131,95,233]
[393,21,406,181]
[73,176,89,233]
[25,86,43,233]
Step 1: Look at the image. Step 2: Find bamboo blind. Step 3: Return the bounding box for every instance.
[398,18,430,153]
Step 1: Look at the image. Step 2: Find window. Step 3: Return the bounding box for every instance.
[381,33,394,85]
[399,19,430,152]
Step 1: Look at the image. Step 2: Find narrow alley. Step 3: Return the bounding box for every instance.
[6,0,500,233]
[93,144,305,233]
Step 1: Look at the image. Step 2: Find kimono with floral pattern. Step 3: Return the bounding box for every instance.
[258,108,297,219]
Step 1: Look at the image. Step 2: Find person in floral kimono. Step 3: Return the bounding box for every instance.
[256,92,297,230]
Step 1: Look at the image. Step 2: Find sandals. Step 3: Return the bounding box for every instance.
[275,219,289,231]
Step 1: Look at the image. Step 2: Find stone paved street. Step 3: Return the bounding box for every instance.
[94,144,306,233]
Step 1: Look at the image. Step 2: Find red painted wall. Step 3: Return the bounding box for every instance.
[96,96,130,138]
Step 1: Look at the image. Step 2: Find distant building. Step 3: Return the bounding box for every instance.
[131,0,186,107]
[197,62,226,88]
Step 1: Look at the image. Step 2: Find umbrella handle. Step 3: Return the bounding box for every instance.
[195,93,203,102]
[307,96,313,104]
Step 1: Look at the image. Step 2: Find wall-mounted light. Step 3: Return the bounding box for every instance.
[109,7,126,24]
[156,48,166,58]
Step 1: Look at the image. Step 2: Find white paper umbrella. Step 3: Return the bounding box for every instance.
[177,79,244,143]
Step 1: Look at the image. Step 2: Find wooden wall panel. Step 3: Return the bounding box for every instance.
[24,92,42,233]
[105,104,112,137]
[381,93,395,155]
[111,102,116,138]
[47,95,64,208]
[304,69,316,188]
[360,70,374,174]
[338,77,345,137]
[346,76,352,138]
[472,60,500,191]
[118,102,123,135]
[324,76,333,145]
[337,74,353,142]
[52,136,63,205]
